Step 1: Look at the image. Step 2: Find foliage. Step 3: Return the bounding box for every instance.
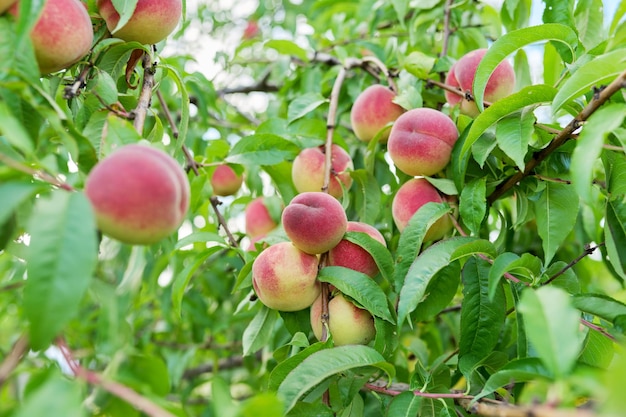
[1,0,626,416]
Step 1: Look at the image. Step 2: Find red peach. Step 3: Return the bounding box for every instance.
[85,144,190,245]
[387,108,459,177]
[350,84,405,143]
[445,48,515,117]
[244,197,282,239]
[97,0,181,45]
[282,192,347,255]
[310,293,376,346]
[291,144,353,199]
[252,241,320,311]
[391,178,452,241]
[9,0,94,74]
[210,164,243,197]
[328,221,386,277]
[242,19,259,39]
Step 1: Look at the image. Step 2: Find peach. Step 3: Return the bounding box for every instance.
[387,107,459,177]
[84,143,190,245]
[9,0,94,74]
[252,241,320,312]
[391,178,452,241]
[291,144,353,199]
[97,0,181,45]
[328,221,386,277]
[242,19,259,39]
[210,164,243,197]
[282,192,347,255]
[310,293,376,346]
[244,196,282,239]
[445,48,515,117]
[350,84,405,143]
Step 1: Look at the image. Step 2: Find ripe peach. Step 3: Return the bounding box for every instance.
[244,197,282,239]
[282,192,347,255]
[242,19,259,40]
[210,164,243,197]
[252,241,320,312]
[387,107,459,177]
[445,48,515,117]
[310,293,376,346]
[84,143,190,245]
[391,178,452,241]
[328,221,386,277]
[9,0,94,74]
[97,0,182,45]
[350,84,405,143]
[291,144,353,199]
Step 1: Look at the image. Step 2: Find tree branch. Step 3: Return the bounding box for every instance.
[132,52,156,135]
[0,335,29,388]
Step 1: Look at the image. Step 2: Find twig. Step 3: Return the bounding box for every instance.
[488,69,626,204]
[183,351,261,379]
[362,55,398,93]
[217,70,279,95]
[0,153,74,191]
[0,335,29,388]
[456,397,598,417]
[132,52,156,134]
[209,197,241,251]
[63,63,93,100]
[57,339,177,417]
[543,243,605,286]
[441,0,454,57]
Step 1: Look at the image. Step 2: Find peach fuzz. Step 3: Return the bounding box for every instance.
[97,0,182,45]
[350,84,405,143]
[310,293,376,346]
[210,164,243,197]
[445,48,515,117]
[328,221,386,277]
[9,0,94,74]
[282,191,347,255]
[387,107,459,177]
[252,241,320,312]
[244,197,281,239]
[391,178,452,242]
[85,144,190,245]
[291,144,353,199]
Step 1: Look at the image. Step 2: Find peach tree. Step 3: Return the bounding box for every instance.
[1,0,626,416]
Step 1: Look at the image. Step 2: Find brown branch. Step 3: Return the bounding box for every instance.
[183,351,261,379]
[544,243,605,286]
[209,196,241,252]
[132,52,156,135]
[0,335,29,388]
[362,55,398,93]
[0,153,75,191]
[457,397,597,417]
[217,70,279,95]
[63,63,93,100]
[488,69,626,204]
[441,0,454,57]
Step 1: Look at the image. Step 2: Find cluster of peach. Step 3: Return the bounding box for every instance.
[245,48,514,346]
[2,0,181,74]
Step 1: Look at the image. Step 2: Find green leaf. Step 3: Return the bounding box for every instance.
[412,261,461,322]
[552,50,626,115]
[287,93,328,124]
[572,293,626,322]
[226,134,300,166]
[318,266,395,324]
[517,286,583,378]
[488,252,542,299]
[393,203,453,292]
[172,248,220,317]
[350,169,382,225]
[473,24,577,110]
[93,70,119,106]
[266,39,310,62]
[243,305,279,356]
[161,64,190,156]
[459,177,487,235]
[532,182,579,265]
[24,191,97,350]
[386,391,423,417]
[572,104,626,203]
[277,345,394,413]
[459,257,506,376]
[404,51,436,79]
[461,85,557,157]
[578,327,614,369]
[605,198,626,277]
[574,0,605,50]
[450,239,497,261]
[110,0,139,34]
[12,371,84,417]
[343,231,394,283]
[473,358,552,402]
[496,110,535,171]
[0,182,41,225]
[0,100,34,154]
[268,341,330,391]
[397,236,476,326]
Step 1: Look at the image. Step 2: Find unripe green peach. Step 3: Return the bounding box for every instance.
[9,0,94,74]
[328,221,386,277]
[84,143,190,245]
[387,108,459,177]
[391,178,452,242]
[445,48,515,117]
[310,293,376,346]
[97,0,182,45]
[245,196,282,239]
[291,144,353,199]
[210,164,243,197]
[252,241,320,312]
[350,85,405,143]
[282,192,348,255]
